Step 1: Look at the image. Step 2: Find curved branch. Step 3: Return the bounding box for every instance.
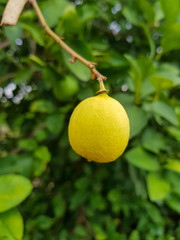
[29,0,108,91]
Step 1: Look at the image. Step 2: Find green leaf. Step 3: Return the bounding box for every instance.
[161,23,180,52]
[164,159,180,173]
[138,0,155,24]
[46,114,65,135]
[0,174,32,213]
[0,155,33,177]
[125,147,160,171]
[35,215,54,230]
[34,146,51,163]
[78,5,97,23]
[155,63,180,86]
[124,54,142,103]
[20,22,44,46]
[42,67,59,90]
[151,101,178,126]
[52,195,66,218]
[122,7,142,26]
[166,126,180,141]
[57,5,81,38]
[42,0,69,27]
[14,68,33,84]
[0,208,23,240]
[159,0,179,24]
[18,139,37,151]
[150,75,174,90]
[165,193,180,213]
[4,23,23,43]
[107,189,121,213]
[147,173,171,201]
[62,42,92,81]
[126,106,148,138]
[129,230,140,240]
[141,128,166,154]
[30,100,55,113]
[33,146,51,176]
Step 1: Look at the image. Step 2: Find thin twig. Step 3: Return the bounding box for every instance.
[28,0,107,88]
[0,40,10,49]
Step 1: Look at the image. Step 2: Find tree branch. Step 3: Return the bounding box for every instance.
[1,0,27,26]
[1,0,108,93]
[28,0,108,93]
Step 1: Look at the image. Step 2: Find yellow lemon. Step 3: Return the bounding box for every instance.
[68,93,130,163]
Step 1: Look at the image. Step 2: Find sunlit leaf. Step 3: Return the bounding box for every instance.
[0,208,23,240]
[147,173,170,201]
[0,174,32,213]
[125,147,160,171]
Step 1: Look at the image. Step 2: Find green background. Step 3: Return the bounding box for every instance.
[0,0,180,239]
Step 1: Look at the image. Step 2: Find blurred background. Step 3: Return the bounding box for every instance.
[0,0,180,239]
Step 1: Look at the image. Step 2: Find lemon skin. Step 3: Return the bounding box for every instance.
[68,93,130,163]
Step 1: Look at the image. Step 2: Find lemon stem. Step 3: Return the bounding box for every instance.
[96,80,109,95]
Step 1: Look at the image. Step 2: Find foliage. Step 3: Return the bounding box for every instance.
[0,0,180,239]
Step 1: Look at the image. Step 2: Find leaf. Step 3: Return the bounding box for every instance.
[154,63,180,86]
[0,155,33,177]
[35,215,54,230]
[126,105,148,138]
[164,159,180,173]
[150,75,174,90]
[0,208,23,240]
[30,100,55,113]
[142,24,156,58]
[147,173,171,201]
[141,128,166,154]
[33,146,51,176]
[4,23,23,43]
[18,139,37,151]
[42,0,69,27]
[62,40,92,81]
[34,146,51,163]
[14,68,33,84]
[124,54,142,103]
[161,23,180,52]
[138,0,155,25]
[0,174,32,213]
[129,230,140,240]
[122,7,142,26]
[42,67,59,90]
[46,114,65,135]
[52,195,66,218]
[57,5,81,38]
[165,193,180,213]
[151,101,178,126]
[78,5,97,23]
[125,147,160,171]
[159,0,179,24]
[20,22,44,46]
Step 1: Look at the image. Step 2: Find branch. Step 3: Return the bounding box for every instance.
[0,40,10,49]
[28,0,108,93]
[1,0,108,93]
[1,0,27,26]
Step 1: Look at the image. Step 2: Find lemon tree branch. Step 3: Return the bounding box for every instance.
[28,0,108,91]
